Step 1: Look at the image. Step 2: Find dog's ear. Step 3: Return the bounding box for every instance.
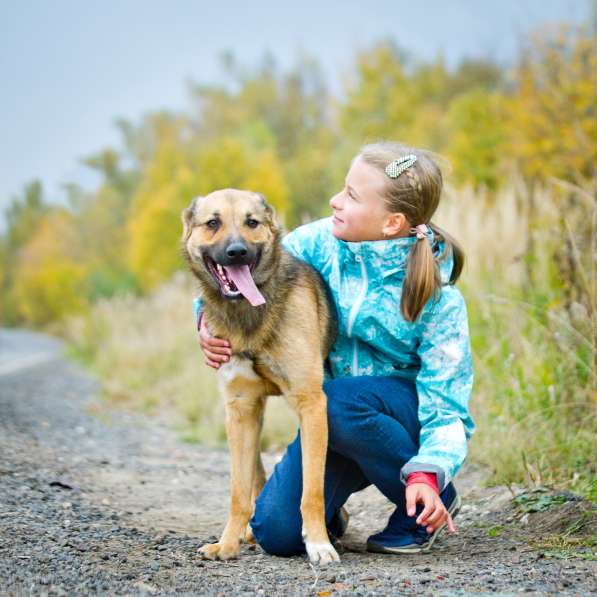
[181,196,200,240]
[256,193,280,231]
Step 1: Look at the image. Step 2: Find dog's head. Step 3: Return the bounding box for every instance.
[181,189,281,306]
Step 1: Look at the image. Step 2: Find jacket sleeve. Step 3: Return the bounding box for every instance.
[399,286,475,493]
[193,296,203,328]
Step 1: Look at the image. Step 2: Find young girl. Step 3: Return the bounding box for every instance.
[196,141,474,555]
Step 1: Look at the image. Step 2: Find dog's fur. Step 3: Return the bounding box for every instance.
[181,189,339,564]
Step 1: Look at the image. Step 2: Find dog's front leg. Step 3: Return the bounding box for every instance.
[294,390,340,566]
[243,448,266,544]
[199,373,265,561]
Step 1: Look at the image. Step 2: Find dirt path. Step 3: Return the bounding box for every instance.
[0,328,594,596]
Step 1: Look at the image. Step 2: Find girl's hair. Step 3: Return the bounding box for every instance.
[358,141,465,323]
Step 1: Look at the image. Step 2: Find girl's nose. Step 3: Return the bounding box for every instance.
[329,192,340,209]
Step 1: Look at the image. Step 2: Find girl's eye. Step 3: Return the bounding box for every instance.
[206,219,219,230]
[247,219,259,228]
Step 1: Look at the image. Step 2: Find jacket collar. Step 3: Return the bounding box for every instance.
[328,217,454,283]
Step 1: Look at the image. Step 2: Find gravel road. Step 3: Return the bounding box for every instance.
[0,327,595,596]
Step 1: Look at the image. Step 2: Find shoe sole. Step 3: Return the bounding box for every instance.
[366,492,462,555]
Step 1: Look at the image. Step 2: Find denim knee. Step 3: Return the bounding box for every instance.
[323,377,360,421]
[324,376,419,452]
[250,497,305,557]
[324,377,375,451]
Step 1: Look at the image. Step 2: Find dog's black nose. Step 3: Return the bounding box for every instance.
[226,242,248,258]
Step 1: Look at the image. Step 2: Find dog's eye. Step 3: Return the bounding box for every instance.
[246,219,260,229]
[206,219,219,230]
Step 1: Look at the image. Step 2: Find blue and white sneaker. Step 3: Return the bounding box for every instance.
[366,484,461,554]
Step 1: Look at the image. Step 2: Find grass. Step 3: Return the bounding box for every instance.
[524,510,597,560]
[486,525,503,537]
[61,177,596,500]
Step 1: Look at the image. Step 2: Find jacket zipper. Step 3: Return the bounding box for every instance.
[346,256,368,376]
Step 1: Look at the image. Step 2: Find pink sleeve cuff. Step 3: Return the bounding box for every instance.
[406,471,439,494]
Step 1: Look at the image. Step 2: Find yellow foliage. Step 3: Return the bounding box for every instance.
[340,42,416,141]
[193,137,252,194]
[12,210,88,325]
[127,135,291,291]
[127,187,185,291]
[241,149,289,221]
[444,89,507,189]
[406,103,449,151]
[126,117,201,291]
[506,24,597,184]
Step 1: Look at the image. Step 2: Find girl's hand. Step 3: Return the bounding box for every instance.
[198,314,232,369]
[405,483,456,534]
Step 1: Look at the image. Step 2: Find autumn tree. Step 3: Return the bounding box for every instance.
[1,181,51,324]
[12,209,88,325]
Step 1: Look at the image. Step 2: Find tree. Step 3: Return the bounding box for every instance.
[444,89,507,190]
[506,24,597,185]
[12,210,88,325]
[1,180,51,324]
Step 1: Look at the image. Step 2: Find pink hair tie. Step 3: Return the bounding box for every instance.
[410,223,429,240]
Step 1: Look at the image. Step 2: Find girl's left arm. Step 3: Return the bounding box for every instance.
[399,285,475,494]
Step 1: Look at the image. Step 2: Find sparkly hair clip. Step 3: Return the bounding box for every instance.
[385,154,417,178]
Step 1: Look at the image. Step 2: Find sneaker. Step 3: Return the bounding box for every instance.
[366,484,461,554]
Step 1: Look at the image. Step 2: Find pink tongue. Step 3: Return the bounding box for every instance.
[223,265,266,306]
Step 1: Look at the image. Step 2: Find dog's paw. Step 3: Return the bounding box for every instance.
[305,541,340,566]
[198,541,239,561]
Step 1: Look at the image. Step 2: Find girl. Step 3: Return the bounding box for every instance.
[196,141,474,555]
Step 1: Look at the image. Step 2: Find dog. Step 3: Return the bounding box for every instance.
[181,189,339,565]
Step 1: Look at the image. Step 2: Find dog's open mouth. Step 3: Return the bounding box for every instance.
[204,255,266,306]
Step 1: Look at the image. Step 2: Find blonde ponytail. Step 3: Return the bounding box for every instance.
[401,222,465,321]
[401,234,441,322]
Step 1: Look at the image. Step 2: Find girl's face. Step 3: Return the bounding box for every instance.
[329,156,409,242]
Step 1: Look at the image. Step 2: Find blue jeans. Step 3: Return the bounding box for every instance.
[250,375,431,556]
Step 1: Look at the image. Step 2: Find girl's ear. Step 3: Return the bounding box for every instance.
[181,196,201,240]
[382,212,408,237]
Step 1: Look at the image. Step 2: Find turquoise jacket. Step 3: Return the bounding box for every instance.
[193,216,475,491]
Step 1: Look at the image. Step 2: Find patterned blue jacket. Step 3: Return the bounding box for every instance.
[193,216,475,491]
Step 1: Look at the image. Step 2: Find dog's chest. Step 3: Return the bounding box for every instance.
[252,354,288,396]
[217,353,286,397]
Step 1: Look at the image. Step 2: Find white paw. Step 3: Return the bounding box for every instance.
[304,541,340,566]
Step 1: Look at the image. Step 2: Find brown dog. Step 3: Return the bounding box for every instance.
[181,189,339,565]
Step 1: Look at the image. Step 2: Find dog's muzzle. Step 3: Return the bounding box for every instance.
[203,244,265,306]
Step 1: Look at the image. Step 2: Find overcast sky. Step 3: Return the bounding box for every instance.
[0,0,591,229]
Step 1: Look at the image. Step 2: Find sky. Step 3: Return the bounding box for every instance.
[0,0,591,230]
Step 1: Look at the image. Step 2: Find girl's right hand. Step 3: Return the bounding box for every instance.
[198,313,232,369]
